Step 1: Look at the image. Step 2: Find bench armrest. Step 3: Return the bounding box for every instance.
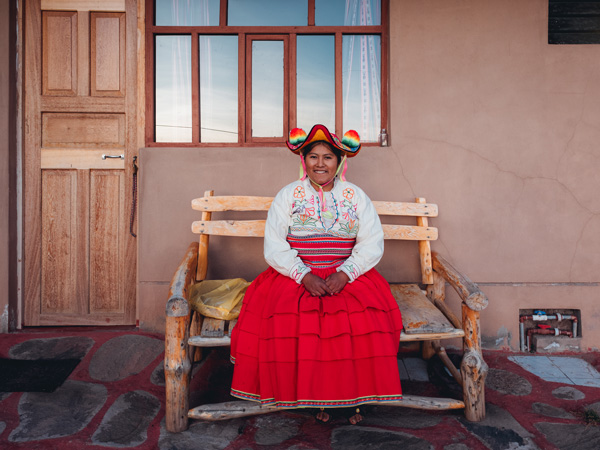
[166,241,199,318]
[432,252,488,312]
[165,241,199,433]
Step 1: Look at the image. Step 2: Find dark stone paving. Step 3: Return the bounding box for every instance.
[443,444,470,450]
[361,405,443,429]
[331,426,434,450]
[9,336,95,360]
[486,367,532,396]
[253,414,302,445]
[587,401,600,415]
[89,335,164,382]
[8,380,107,442]
[535,422,600,450]
[552,386,585,400]
[158,418,245,450]
[531,402,575,419]
[151,360,166,386]
[458,403,539,450]
[91,390,161,447]
[3,332,600,450]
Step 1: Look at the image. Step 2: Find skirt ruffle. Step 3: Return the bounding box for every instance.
[230,266,403,408]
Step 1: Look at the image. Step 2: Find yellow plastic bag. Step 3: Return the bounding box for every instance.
[188,278,250,321]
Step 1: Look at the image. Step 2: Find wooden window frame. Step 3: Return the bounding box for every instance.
[145,0,389,147]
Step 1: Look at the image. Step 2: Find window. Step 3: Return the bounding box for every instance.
[147,0,388,146]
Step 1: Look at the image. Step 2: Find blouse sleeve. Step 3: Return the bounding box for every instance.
[337,187,384,282]
[264,185,311,283]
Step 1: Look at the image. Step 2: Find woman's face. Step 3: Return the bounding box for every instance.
[304,143,339,188]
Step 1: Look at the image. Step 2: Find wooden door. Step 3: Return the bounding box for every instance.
[23,0,137,326]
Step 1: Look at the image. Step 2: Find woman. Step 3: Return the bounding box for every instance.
[230,124,403,424]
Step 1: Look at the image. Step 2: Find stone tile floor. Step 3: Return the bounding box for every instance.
[508,356,600,388]
[1,330,600,449]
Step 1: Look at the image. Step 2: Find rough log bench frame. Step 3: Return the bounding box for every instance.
[165,191,489,433]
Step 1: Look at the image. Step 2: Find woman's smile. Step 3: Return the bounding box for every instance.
[304,143,339,190]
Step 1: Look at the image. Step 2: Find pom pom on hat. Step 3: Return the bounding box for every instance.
[288,128,307,146]
[341,130,360,149]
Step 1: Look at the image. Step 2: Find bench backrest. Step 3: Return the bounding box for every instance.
[192,190,438,285]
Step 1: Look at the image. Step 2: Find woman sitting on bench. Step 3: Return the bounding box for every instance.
[230,124,403,424]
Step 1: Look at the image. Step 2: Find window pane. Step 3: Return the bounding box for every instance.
[297,36,335,132]
[155,36,192,142]
[228,0,307,26]
[316,0,381,26]
[155,0,220,26]
[252,41,283,137]
[342,35,380,142]
[200,36,238,143]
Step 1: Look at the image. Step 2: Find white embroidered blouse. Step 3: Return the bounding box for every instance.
[264,178,384,284]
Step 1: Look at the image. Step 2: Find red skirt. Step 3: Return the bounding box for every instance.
[230,265,403,408]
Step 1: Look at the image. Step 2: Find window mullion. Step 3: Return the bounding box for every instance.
[381,0,389,134]
[239,33,246,143]
[289,33,297,130]
[283,35,290,137]
[335,31,343,137]
[308,0,315,26]
[244,34,252,143]
[191,32,199,143]
[219,0,227,27]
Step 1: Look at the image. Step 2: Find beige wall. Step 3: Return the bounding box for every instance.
[139,0,600,350]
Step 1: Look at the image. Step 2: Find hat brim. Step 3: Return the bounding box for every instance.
[286,124,361,157]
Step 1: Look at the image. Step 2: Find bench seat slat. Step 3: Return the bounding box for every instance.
[192,220,438,241]
[192,196,438,217]
[188,328,464,348]
[391,284,455,334]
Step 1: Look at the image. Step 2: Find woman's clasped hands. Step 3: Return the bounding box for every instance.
[301,272,350,297]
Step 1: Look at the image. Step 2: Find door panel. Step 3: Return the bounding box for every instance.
[91,13,126,96]
[42,113,126,148]
[42,11,77,95]
[89,170,125,314]
[24,0,136,326]
[41,170,78,314]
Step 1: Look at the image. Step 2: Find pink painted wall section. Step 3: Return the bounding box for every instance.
[138,0,600,350]
[387,0,600,350]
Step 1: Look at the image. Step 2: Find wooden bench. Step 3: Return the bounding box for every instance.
[165,191,489,432]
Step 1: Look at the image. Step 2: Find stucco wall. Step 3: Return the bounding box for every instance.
[139,0,600,351]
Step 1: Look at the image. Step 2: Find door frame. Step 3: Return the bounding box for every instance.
[21,0,141,327]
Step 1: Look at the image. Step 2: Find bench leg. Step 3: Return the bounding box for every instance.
[422,340,436,360]
[461,305,488,422]
[165,314,192,432]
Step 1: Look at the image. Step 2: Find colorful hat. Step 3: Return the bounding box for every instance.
[286,124,361,157]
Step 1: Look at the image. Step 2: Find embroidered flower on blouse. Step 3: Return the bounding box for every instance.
[338,219,358,236]
[294,186,306,199]
[342,188,355,200]
[293,214,318,227]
